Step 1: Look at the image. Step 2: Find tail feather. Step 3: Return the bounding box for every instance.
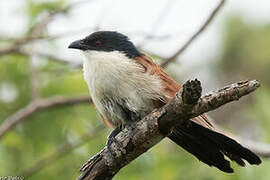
[168,121,261,173]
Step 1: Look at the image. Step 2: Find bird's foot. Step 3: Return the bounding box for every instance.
[106,127,122,154]
[106,123,135,154]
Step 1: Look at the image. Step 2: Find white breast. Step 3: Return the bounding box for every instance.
[82,50,165,126]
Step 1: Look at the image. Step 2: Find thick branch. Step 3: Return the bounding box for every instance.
[78,80,260,180]
[160,0,225,68]
[0,95,91,139]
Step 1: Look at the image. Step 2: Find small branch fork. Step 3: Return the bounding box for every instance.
[78,79,260,180]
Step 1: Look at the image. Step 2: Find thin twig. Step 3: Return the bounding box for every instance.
[11,49,82,68]
[137,0,176,48]
[28,12,53,100]
[0,95,91,139]
[0,0,95,56]
[160,0,225,68]
[28,53,40,100]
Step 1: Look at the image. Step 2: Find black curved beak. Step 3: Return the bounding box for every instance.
[68,39,87,50]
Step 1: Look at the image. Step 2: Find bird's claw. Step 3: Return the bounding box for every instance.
[106,136,119,147]
[106,127,122,154]
[106,123,134,154]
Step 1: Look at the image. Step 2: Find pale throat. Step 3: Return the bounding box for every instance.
[81,50,143,91]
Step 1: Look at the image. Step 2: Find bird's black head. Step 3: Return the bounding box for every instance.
[68,31,142,58]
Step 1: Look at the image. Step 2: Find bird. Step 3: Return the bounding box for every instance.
[68,31,261,173]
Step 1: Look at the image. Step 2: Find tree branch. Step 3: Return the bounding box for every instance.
[160,0,225,68]
[78,79,260,180]
[0,95,91,139]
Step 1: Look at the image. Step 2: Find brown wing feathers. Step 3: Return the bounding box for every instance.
[134,55,213,128]
[134,55,181,98]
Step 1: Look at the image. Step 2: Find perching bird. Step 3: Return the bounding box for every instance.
[68,31,261,173]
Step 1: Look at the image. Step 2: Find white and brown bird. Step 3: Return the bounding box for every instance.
[68,31,261,173]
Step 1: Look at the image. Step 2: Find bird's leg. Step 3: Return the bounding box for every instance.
[106,122,135,155]
[106,126,121,148]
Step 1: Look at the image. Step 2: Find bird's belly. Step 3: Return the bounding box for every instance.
[83,58,166,127]
[85,71,154,127]
[91,81,154,127]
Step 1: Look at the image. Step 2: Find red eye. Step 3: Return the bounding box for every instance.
[95,40,101,47]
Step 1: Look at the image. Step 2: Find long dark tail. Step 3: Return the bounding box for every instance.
[168,121,261,173]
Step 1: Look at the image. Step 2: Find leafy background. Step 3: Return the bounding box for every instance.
[0,0,270,179]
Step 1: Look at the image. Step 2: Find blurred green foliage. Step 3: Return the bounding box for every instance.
[27,0,65,18]
[0,1,270,179]
[220,17,270,84]
[218,16,270,143]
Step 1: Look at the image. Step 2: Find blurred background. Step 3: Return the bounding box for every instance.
[0,0,270,179]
